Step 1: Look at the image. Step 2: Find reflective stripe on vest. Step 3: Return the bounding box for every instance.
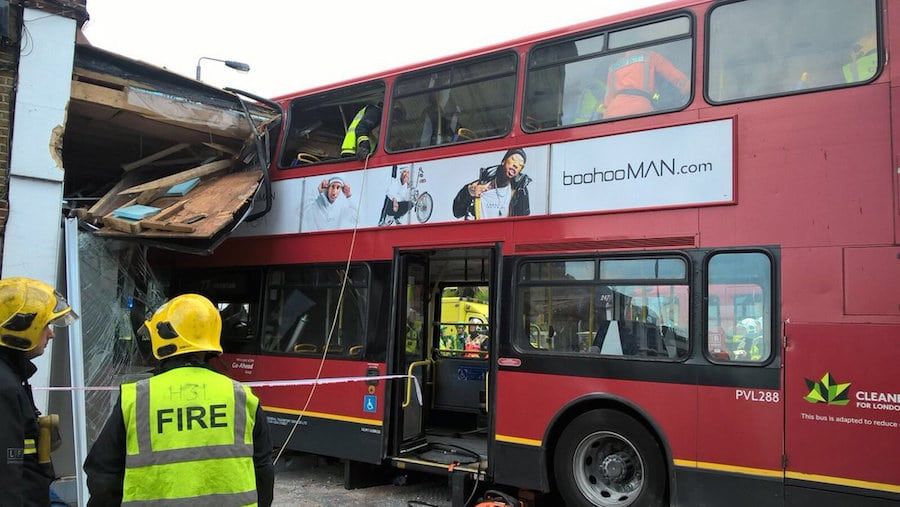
[341,106,368,155]
[122,491,259,507]
[121,367,258,506]
[23,438,36,455]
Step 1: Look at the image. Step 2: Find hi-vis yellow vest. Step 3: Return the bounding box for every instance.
[843,52,878,83]
[120,367,259,506]
[341,106,369,155]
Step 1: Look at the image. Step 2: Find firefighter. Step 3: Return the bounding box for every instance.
[340,102,382,161]
[464,318,488,358]
[571,70,606,124]
[0,277,78,506]
[84,294,274,506]
[843,32,878,83]
[729,317,763,361]
[602,49,690,118]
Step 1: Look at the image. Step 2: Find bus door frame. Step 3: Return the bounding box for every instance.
[388,250,431,454]
[485,241,502,477]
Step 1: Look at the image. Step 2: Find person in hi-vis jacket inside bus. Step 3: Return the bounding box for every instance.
[843,31,878,83]
[341,103,382,161]
[452,148,531,220]
[602,49,689,119]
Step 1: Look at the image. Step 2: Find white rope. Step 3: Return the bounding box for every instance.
[272,151,373,465]
[31,374,424,404]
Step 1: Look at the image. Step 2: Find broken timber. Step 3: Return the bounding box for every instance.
[70,80,251,140]
[117,159,232,195]
[122,143,190,172]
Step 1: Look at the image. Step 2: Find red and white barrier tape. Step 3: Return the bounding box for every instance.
[31,374,423,404]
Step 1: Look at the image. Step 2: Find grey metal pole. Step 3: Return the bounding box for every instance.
[64,217,88,507]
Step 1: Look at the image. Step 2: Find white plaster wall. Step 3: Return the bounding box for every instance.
[2,8,76,411]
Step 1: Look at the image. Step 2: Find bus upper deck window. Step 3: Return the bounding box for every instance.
[706,0,880,104]
[524,15,693,132]
[388,53,517,152]
[279,83,386,168]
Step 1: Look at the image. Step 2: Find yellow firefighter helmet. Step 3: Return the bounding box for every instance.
[141,294,222,360]
[0,277,77,351]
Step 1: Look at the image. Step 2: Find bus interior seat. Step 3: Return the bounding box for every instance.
[661,326,678,358]
[419,111,435,147]
[595,320,623,356]
[711,350,731,361]
[388,116,419,151]
[642,323,661,357]
[618,321,642,356]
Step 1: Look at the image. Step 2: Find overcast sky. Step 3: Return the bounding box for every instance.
[81,0,669,99]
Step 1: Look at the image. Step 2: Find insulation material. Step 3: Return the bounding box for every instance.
[126,87,250,139]
[77,232,166,442]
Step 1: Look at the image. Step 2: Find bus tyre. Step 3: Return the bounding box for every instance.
[553,409,665,507]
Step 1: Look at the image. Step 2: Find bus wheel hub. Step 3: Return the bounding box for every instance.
[600,452,632,482]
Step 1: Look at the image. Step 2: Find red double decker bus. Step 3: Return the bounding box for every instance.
[161,0,898,505]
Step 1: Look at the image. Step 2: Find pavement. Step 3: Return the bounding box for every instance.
[273,453,458,507]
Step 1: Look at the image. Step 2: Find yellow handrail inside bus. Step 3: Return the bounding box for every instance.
[455,127,476,141]
[295,152,320,165]
[403,359,432,409]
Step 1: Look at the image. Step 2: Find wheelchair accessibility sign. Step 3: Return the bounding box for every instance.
[363,395,377,413]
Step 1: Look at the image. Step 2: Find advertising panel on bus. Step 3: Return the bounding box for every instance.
[236,119,733,237]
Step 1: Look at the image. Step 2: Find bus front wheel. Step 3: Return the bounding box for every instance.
[553,409,666,507]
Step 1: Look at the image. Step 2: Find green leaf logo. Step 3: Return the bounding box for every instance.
[804,373,851,406]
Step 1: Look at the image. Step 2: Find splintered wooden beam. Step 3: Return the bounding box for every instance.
[141,220,194,233]
[139,200,193,233]
[135,188,167,205]
[202,142,238,156]
[154,200,187,222]
[70,81,254,140]
[117,159,231,195]
[102,216,142,234]
[122,143,190,172]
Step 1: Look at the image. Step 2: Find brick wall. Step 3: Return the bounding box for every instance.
[0,6,18,271]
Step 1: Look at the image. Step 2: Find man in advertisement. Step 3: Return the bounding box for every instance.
[378,166,412,226]
[452,149,531,220]
[302,176,357,232]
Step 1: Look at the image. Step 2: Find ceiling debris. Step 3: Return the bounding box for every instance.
[65,44,282,254]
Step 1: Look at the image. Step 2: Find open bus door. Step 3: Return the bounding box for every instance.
[388,247,496,494]
[392,252,430,453]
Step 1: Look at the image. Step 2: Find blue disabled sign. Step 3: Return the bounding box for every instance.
[363,395,377,413]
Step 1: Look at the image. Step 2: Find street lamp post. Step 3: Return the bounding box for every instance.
[195,56,251,81]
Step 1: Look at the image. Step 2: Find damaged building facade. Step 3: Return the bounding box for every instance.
[0,2,279,503]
